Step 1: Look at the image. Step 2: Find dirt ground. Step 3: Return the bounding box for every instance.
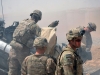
[83,45,100,75]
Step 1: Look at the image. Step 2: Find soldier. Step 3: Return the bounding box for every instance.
[77,22,96,63]
[8,10,42,75]
[21,37,56,75]
[55,28,84,75]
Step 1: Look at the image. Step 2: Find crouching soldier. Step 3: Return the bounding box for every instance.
[21,37,56,75]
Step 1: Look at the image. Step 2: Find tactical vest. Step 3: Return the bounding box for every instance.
[13,19,38,48]
[27,55,48,75]
[55,47,83,75]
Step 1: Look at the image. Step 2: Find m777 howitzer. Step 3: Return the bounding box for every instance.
[1,21,19,44]
[0,40,11,75]
[0,20,19,75]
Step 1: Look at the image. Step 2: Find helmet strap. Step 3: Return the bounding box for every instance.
[31,14,40,23]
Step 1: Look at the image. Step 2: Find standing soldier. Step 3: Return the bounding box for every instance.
[8,10,42,75]
[77,22,96,63]
[21,37,56,75]
[55,28,84,75]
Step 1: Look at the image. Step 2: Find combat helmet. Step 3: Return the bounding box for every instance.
[33,37,48,48]
[66,28,85,40]
[30,10,42,20]
[87,22,96,31]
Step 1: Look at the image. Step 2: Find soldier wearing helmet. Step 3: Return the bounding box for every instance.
[76,22,97,63]
[55,28,84,75]
[8,10,42,75]
[30,10,42,21]
[21,37,56,75]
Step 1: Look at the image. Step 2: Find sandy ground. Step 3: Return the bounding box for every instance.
[83,45,100,75]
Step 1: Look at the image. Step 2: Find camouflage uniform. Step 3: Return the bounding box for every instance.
[77,23,96,62]
[8,10,42,75]
[55,28,84,75]
[21,37,56,75]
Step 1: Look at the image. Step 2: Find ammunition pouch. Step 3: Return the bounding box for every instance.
[10,40,23,50]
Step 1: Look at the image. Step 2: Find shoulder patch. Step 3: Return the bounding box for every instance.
[62,54,73,65]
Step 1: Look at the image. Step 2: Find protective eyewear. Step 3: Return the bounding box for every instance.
[75,39,81,42]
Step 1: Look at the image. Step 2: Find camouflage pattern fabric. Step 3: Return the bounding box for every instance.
[21,54,56,75]
[8,18,41,75]
[55,45,83,75]
[30,10,42,20]
[13,19,41,48]
[33,37,48,47]
[66,28,83,40]
[8,41,30,75]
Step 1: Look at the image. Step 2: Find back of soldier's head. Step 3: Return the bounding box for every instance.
[33,37,48,49]
[87,22,96,31]
[30,10,42,20]
[66,28,85,41]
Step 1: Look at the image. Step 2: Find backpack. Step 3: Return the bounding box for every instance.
[13,19,40,48]
[26,55,50,75]
[40,27,57,55]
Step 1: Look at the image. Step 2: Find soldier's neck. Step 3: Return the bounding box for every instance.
[35,52,44,55]
[69,44,76,51]
[35,50,45,55]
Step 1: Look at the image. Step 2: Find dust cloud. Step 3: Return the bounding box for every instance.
[0,7,100,44]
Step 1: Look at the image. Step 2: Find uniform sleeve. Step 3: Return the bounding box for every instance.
[46,58,56,75]
[35,25,41,37]
[21,57,28,75]
[61,54,74,75]
[86,34,92,52]
[82,32,92,52]
[30,24,41,37]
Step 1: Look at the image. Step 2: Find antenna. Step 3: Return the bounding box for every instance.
[1,0,4,20]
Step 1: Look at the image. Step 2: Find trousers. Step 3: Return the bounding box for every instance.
[8,42,30,75]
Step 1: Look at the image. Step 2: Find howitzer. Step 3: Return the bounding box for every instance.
[2,21,19,43]
[0,68,8,75]
[48,20,59,27]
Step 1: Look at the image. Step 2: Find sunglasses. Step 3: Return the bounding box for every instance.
[75,39,81,42]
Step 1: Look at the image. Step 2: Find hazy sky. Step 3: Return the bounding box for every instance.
[0,0,100,43]
[0,0,100,14]
[0,0,100,25]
